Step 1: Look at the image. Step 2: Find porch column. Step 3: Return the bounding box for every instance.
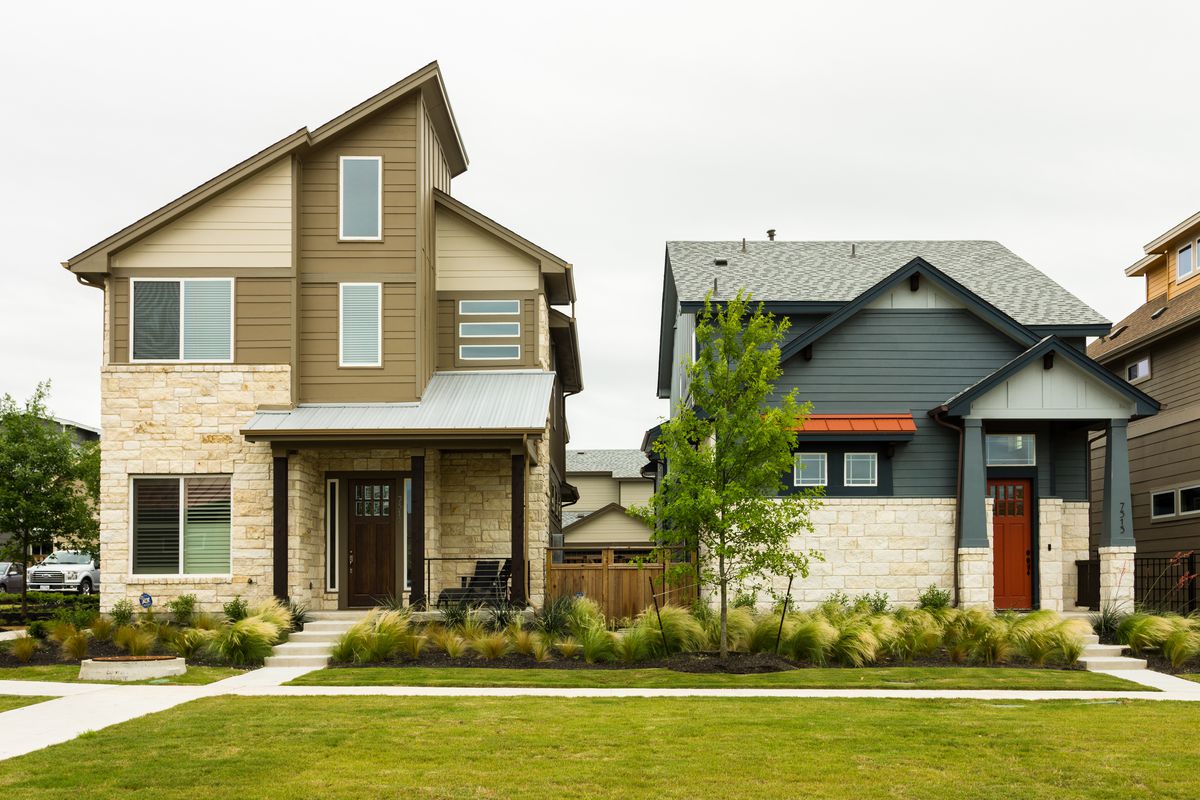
[956,418,993,608]
[1100,418,1136,609]
[410,455,426,608]
[511,453,527,606]
[272,454,289,601]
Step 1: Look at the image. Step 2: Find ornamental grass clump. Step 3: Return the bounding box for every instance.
[555,637,581,659]
[614,627,651,664]
[785,615,838,664]
[8,634,38,663]
[88,615,115,644]
[829,617,881,667]
[1161,623,1200,669]
[60,628,90,661]
[530,636,554,663]
[638,605,706,657]
[167,628,212,660]
[578,625,617,664]
[191,612,224,631]
[400,633,428,660]
[248,598,294,633]
[722,607,756,653]
[441,634,468,659]
[567,597,606,639]
[886,609,943,662]
[748,610,797,654]
[534,596,576,639]
[510,627,537,657]
[331,610,409,664]
[471,632,510,660]
[207,616,280,666]
[113,625,155,657]
[1117,613,1180,656]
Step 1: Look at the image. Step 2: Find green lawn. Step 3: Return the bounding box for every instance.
[0,665,246,685]
[0,696,1197,798]
[288,664,1148,691]
[0,695,49,712]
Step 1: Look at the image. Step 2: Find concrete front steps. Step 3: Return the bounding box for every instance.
[1076,634,1147,671]
[264,610,368,668]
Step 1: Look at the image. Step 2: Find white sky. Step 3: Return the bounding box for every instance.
[1,1,1196,445]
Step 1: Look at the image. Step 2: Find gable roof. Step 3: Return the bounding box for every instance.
[64,61,467,278]
[566,449,650,479]
[779,257,1040,361]
[1088,289,1200,363]
[665,240,1109,328]
[937,337,1160,418]
[561,502,652,538]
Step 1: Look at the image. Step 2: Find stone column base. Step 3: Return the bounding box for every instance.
[1099,545,1136,611]
[957,547,994,609]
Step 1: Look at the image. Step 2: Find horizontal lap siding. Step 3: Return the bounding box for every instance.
[111,277,129,362]
[236,278,292,364]
[775,309,1025,496]
[1123,332,1200,410]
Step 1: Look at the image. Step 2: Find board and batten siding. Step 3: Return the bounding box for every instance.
[111,159,292,271]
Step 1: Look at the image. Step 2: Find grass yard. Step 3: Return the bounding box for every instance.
[0,695,49,713]
[0,665,246,685]
[0,696,1196,798]
[288,665,1148,691]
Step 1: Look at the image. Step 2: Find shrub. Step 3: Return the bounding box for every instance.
[732,590,758,610]
[690,600,716,628]
[510,627,536,656]
[818,591,851,620]
[555,637,581,659]
[8,634,37,663]
[785,616,838,664]
[917,585,952,611]
[471,632,510,660]
[534,596,575,638]
[488,602,522,632]
[638,605,706,657]
[530,636,554,663]
[53,605,98,630]
[89,615,115,644]
[167,628,212,660]
[853,592,891,615]
[114,625,155,657]
[207,617,279,666]
[60,629,90,661]
[167,594,197,626]
[223,596,249,623]
[1090,604,1127,645]
[401,633,428,660]
[579,626,616,664]
[248,598,293,632]
[1117,613,1180,656]
[615,627,651,664]
[567,597,606,639]
[25,620,48,640]
[110,599,134,627]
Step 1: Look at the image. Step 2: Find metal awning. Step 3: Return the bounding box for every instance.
[794,413,918,442]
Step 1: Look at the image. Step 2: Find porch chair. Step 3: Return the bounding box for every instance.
[436,559,511,608]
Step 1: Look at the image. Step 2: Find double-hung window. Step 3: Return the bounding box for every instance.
[339,156,382,240]
[1179,243,1196,282]
[844,453,878,487]
[794,453,827,487]
[340,283,382,367]
[132,476,231,575]
[131,278,233,361]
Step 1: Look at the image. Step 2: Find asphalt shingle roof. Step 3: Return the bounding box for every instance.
[666,240,1108,328]
[1088,290,1200,362]
[566,449,649,479]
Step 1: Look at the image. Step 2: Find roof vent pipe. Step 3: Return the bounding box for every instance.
[713,277,718,296]
[850,243,857,258]
[767,229,776,241]
[742,238,746,252]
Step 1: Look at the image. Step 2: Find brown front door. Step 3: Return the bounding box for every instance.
[348,478,396,607]
[989,478,1033,609]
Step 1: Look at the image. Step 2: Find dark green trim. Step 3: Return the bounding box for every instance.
[678,300,845,314]
[1028,324,1111,339]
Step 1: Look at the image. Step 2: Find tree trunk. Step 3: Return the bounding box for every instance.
[19,540,28,620]
[719,549,728,659]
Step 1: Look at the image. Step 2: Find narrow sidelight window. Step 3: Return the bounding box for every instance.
[844,453,878,487]
[326,479,339,592]
[339,156,382,240]
[131,278,233,362]
[133,476,231,575]
[1179,243,1195,282]
[793,453,827,487]
[340,283,382,367]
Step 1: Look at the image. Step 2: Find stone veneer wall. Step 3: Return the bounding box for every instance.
[98,365,291,612]
[957,497,996,608]
[1099,545,1136,610]
[1059,501,1090,611]
[527,436,551,605]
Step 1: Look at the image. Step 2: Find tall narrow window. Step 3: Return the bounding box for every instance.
[132,479,180,574]
[340,283,382,367]
[1180,243,1195,282]
[326,479,339,592]
[133,476,231,575]
[131,278,232,362]
[183,477,232,574]
[132,281,180,360]
[339,156,382,240]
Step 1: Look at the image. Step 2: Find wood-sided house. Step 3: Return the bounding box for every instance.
[63,63,582,612]
[653,240,1158,611]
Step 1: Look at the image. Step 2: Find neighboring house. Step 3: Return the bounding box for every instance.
[1088,212,1200,577]
[561,449,653,555]
[653,240,1158,611]
[62,62,583,612]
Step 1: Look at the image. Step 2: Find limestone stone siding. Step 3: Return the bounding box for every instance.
[537,294,550,370]
[98,364,291,612]
[1061,501,1090,610]
[1038,499,1065,612]
[1099,545,1136,610]
[437,451,514,598]
[527,436,550,605]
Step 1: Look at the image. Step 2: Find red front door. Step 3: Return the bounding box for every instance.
[989,478,1033,609]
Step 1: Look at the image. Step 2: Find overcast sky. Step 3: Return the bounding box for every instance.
[1,1,1196,445]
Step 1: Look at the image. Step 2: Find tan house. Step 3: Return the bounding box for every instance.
[561,449,653,552]
[63,62,582,612]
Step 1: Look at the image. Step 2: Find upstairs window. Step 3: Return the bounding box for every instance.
[794,453,827,487]
[459,299,520,315]
[339,156,382,240]
[459,322,520,338]
[986,434,1036,466]
[1126,356,1151,384]
[460,345,521,360]
[1179,243,1195,282]
[340,283,382,367]
[131,278,233,362]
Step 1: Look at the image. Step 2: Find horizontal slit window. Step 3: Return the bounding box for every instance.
[460,345,521,360]
[459,322,520,338]
[459,299,520,315]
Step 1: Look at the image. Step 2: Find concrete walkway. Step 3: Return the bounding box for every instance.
[0,664,1199,761]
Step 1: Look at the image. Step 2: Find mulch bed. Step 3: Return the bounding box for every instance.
[1144,654,1200,676]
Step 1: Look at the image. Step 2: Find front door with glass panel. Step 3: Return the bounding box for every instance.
[347,479,396,607]
[989,478,1033,609]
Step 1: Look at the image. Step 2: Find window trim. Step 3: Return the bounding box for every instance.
[458,299,521,316]
[325,479,339,593]
[793,452,828,487]
[338,155,383,241]
[985,433,1037,467]
[1180,484,1200,518]
[129,277,235,364]
[129,475,232,578]
[338,282,383,368]
[1126,356,1152,385]
[458,321,521,338]
[1151,487,1179,520]
[459,344,522,361]
[843,452,878,487]
[1179,241,1197,283]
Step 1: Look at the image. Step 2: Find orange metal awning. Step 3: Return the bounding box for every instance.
[796,414,918,435]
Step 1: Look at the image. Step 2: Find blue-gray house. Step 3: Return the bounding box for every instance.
[654,240,1159,611]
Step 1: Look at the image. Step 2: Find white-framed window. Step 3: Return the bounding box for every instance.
[1152,489,1178,520]
[459,299,520,315]
[131,476,231,576]
[1181,485,1200,516]
[1179,242,1196,282]
[325,479,339,592]
[985,434,1036,466]
[339,283,382,367]
[339,156,382,240]
[459,344,521,360]
[130,278,233,362]
[793,453,827,487]
[1126,356,1151,384]
[844,453,878,487]
[459,322,520,338]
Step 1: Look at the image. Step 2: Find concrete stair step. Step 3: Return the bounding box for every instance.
[288,630,347,644]
[308,610,372,621]
[1082,644,1125,658]
[1081,634,1100,646]
[301,620,359,633]
[1078,655,1147,671]
[264,654,330,668]
[272,642,335,656]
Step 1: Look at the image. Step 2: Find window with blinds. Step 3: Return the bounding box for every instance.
[132,476,231,575]
[340,283,382,366]
[131,278,232,362]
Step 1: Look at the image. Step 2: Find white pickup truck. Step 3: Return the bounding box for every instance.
[28,552,100,595]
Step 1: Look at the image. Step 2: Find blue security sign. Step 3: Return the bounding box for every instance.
[138,593,153,609]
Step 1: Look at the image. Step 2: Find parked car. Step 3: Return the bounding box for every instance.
[0,562,24,594]
[27,552,99,595]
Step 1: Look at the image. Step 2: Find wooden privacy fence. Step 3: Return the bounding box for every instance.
[544,547,697,620]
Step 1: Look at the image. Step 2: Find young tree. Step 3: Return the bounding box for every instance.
[632,291,822,658]
[0,383,99,617]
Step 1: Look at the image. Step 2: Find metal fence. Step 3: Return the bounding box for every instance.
[1134,553,1197,614]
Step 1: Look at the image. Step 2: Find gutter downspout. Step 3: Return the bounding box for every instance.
[931,407,964,607]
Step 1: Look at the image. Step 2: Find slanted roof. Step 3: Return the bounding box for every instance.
[561,502,653,543]
[937,337,1160,419]
[242,370,554,440]
[566,449,650,479]
[666,240,1108,328]
[65,61,467,278]
[796,414,917,441]
[1089,290,1200,363]
[549,309,582,392]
